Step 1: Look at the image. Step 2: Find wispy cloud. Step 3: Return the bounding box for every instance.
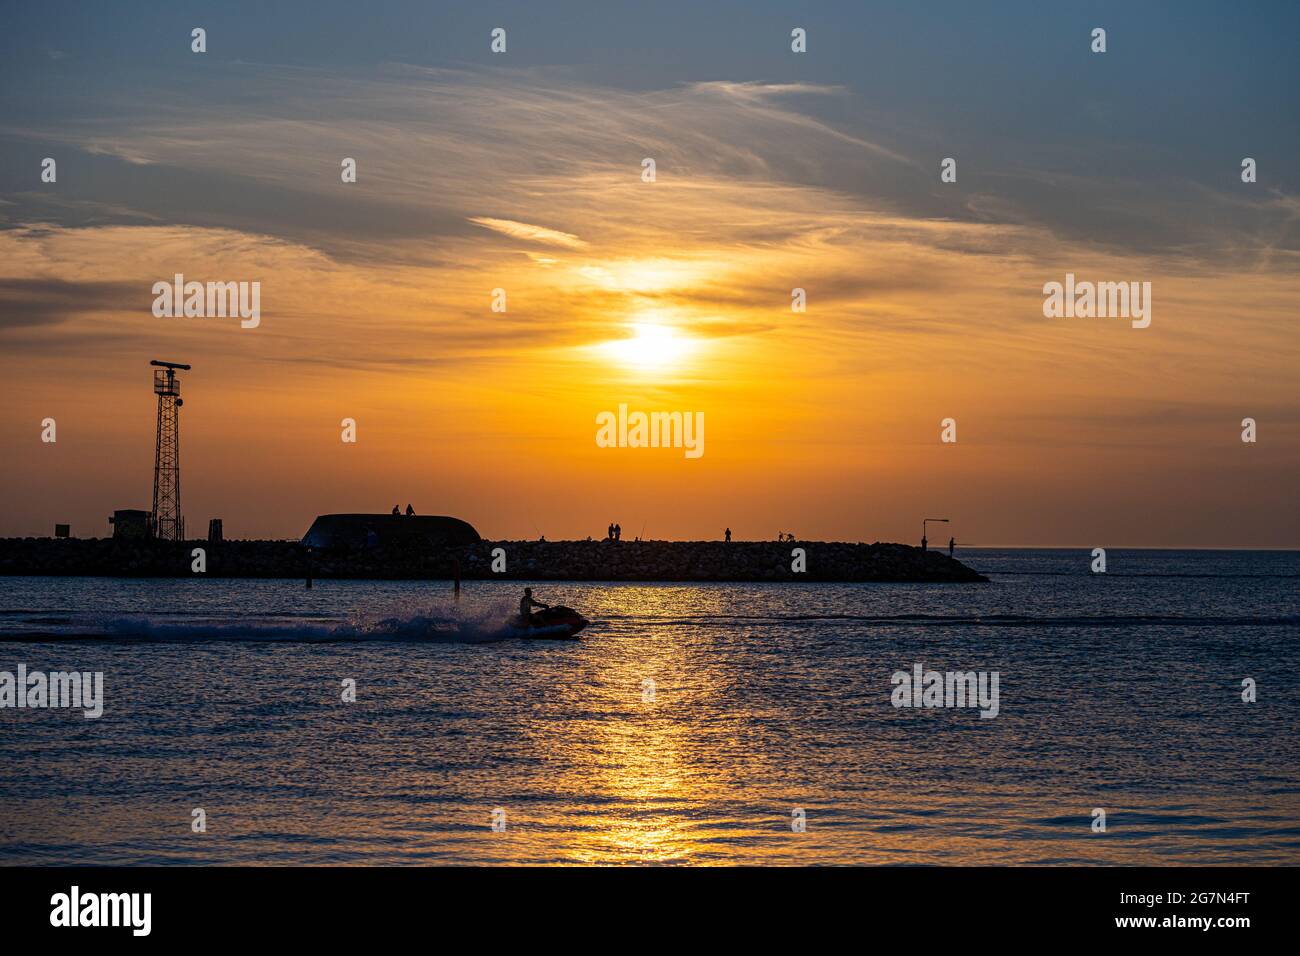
[469,217,588,249]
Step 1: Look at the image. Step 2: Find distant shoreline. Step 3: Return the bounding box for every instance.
[0,538,988,583]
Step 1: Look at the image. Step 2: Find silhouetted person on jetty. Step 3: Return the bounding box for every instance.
[614,523,621,541]
[392,505,400,515]
[725,527,732,542]
[921,534,928,553]
[948,537,955,557]
[405,504,415,516]
[607,523,614,541]
[519,587,549,624]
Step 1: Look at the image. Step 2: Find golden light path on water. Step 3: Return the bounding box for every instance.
[528,587,712,864]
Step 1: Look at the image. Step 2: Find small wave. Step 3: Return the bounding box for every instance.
[605,612,1300,628]
[984,571,1299,579]
[0,611,541,644]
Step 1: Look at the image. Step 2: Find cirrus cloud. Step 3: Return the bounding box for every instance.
[468,216,589,249]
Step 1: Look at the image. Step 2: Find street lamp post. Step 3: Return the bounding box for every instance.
[922,517,949,552]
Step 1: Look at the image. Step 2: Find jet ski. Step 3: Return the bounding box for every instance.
[511,605,590,639]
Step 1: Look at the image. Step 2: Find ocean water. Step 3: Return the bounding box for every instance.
[0,549,1296,866]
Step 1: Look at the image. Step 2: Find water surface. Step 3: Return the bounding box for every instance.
[1,549,1296,865]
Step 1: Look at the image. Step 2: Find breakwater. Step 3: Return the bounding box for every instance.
[0,538,987,583]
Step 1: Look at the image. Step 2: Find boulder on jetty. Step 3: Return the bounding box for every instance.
[0,537,986,583]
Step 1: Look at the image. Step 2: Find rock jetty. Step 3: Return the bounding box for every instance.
[0,538,986,583]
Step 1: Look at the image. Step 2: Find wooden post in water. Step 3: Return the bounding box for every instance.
[306,552,313,589]
[453,558,461,602]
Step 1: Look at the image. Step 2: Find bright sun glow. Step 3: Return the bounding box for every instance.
[599,323,696,371]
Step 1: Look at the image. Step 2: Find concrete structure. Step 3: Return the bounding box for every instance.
[301,514,481,550]
[110,509,151,540]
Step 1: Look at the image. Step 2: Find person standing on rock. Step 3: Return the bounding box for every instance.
[608,523,614,541]
[725,527,731,543]
[948,537,955,557]
[614,523,621,541]
[921,534,927,552]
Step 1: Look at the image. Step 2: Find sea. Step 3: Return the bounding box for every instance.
[0,548,1296,865]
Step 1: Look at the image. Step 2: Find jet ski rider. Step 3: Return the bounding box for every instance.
[520,587,550,625]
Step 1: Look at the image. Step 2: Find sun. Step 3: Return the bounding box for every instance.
[599,322,696,372]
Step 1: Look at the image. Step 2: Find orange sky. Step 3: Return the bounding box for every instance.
[2,67,1297,546]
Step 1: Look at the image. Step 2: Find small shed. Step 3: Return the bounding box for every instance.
[110,509,152,540]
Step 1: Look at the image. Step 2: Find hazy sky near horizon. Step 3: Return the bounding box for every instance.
[1,1,1297,545]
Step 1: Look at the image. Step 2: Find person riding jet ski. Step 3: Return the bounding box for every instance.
[513,589,589,638]
[519,587,549,626]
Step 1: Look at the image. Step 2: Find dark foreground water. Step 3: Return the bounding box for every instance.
[0,549,1296,865]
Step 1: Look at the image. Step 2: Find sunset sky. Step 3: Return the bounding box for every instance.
[2,1,1297,546]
